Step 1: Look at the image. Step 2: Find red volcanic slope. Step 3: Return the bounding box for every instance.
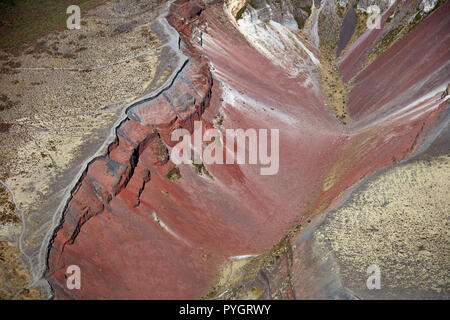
[46,0,449,299]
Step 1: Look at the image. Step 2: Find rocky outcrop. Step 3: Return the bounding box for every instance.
[45,0,449,299]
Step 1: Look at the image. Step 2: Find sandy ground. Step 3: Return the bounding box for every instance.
[315,149,449,298]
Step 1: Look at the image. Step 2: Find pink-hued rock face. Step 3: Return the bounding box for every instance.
[46,0,449,299]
